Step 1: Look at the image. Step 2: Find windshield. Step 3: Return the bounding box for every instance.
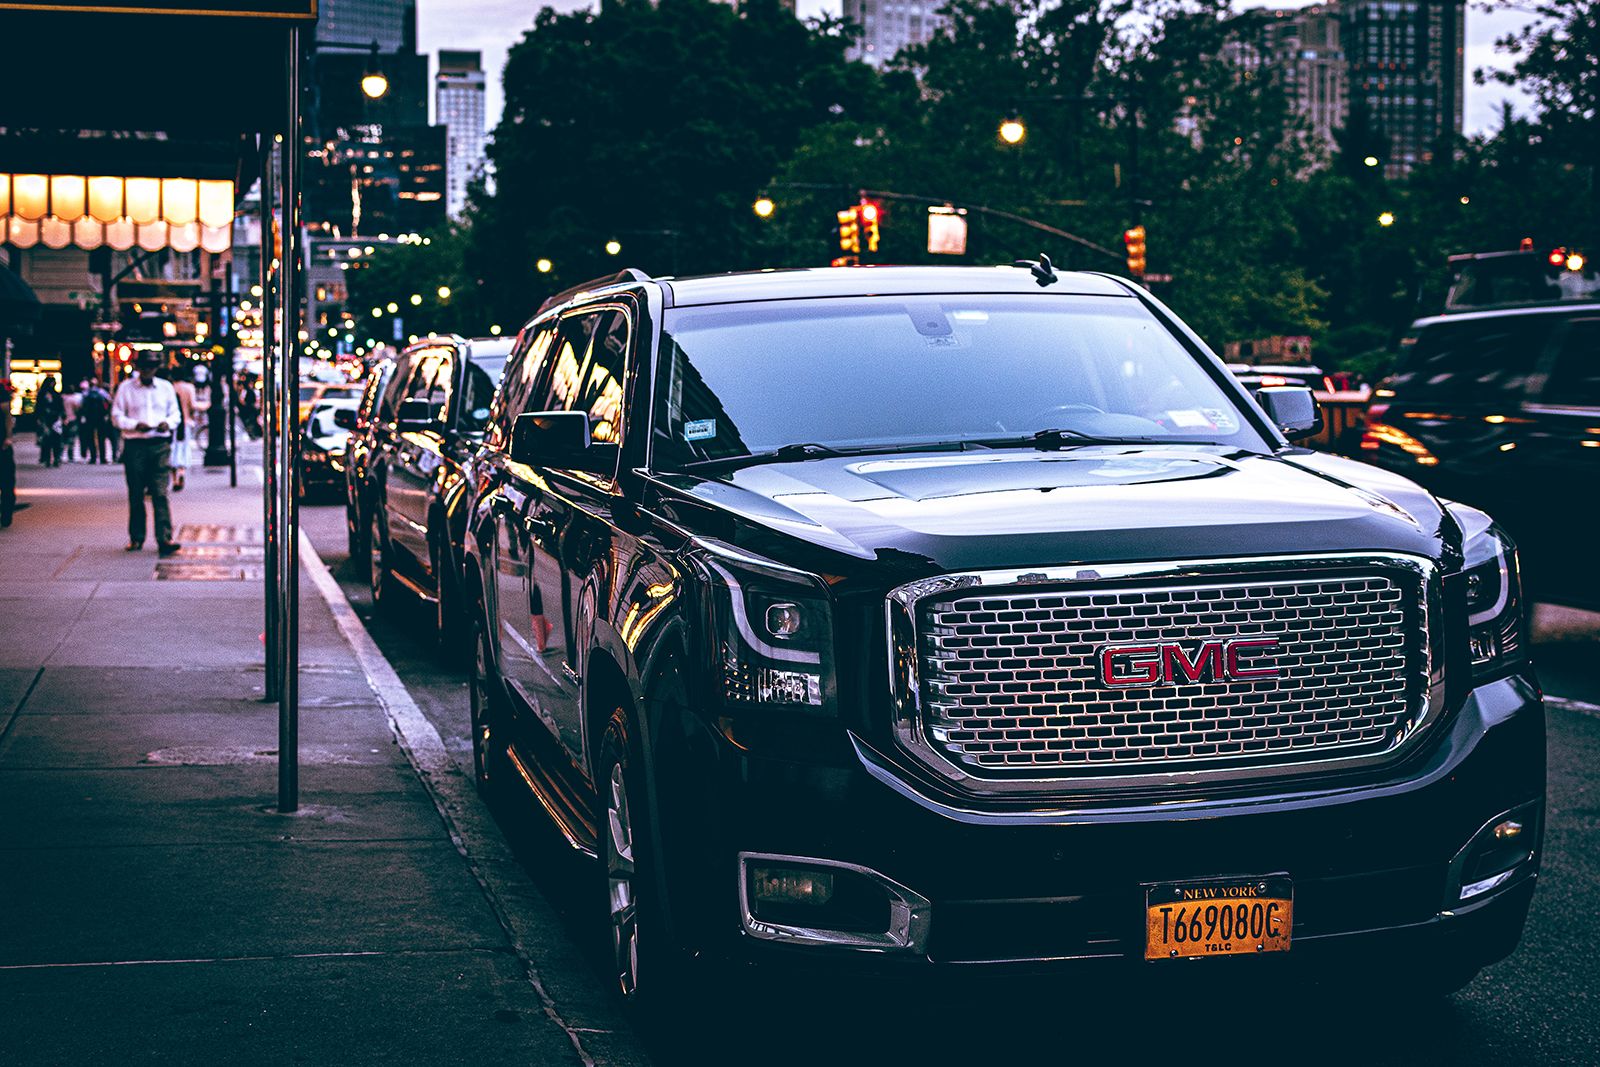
[652,295,1264,469]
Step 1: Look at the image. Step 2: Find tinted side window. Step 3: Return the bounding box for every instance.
[357,363,389,428]
[378,354,412,421]
[459,356,506,434]
[575,311,628,444]
[1540,317,1600,409]
[488,324,556,450]
[531,312,603,415]
[1393,316,1552,401]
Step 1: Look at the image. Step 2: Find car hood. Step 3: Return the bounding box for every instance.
[654,445,1455,581]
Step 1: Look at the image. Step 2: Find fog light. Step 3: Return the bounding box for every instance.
[765,601,802,637]
[750,866,834,907]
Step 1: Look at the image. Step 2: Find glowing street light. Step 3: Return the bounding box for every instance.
[536,258,553,274]
[604,240,622,256]
[1363,155,1379,168]
[437,285,451,300]
[386,301,399,313]
[361,72,389,99]
[409,293,422,306]
[753,197,775,219]
[1567,252,1587,272]
[371,307,382,317]
[998,118,1027,145]
[1377,211,1396,227]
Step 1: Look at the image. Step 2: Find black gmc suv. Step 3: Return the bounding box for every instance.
[463,266,1542,1008]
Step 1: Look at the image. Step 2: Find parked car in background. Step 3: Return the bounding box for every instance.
[299,397,360,500]
[344,358,397,561]
[365,335,512,650]
[462,265,1540,1014]
[1361,296,1600,605]
[298,380,363,425]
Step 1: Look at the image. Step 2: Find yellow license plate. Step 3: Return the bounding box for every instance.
[1145,877,1292,960]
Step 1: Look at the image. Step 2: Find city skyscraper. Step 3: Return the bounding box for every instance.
[1224,5,1347,165]
[436,50,487,219]
[1342,0,1465,177]
[843,0,944,67]
[317,0,412,54]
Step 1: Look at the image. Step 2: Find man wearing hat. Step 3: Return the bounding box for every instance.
[111,351,183,556]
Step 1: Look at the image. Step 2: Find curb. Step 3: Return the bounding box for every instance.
[298,530,635,1067]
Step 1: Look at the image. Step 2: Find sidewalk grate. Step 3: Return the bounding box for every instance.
[174,523,263,545]
[174,544,266,561]
[154,561,264,581]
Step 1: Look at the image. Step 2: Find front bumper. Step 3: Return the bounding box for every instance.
[657,672,1543,973]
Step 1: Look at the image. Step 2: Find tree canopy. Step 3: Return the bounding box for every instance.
[344,0,1600,378]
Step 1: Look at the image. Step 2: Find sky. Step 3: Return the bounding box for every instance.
[417,0,1539,141]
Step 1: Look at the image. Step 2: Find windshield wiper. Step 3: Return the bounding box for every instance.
[681,439,982,474]
[970,428,1165,451]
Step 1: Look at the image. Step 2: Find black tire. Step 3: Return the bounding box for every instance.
[469,598,511,794]
[346,494,366,566]
[597,705,699,1020]
[368,509,397,608]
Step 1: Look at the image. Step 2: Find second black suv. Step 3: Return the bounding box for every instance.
[363,335,511,643]
[465,266,1541,1010]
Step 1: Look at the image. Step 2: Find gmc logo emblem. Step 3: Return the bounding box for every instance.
[1098,638,1281,688]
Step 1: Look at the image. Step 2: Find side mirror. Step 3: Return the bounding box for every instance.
[332,407,358,430]
[396,397,434,431]
[510,410,618,475]
[1256,386,1323,441]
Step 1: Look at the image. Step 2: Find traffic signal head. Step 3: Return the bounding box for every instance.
[1548,247,1568,267]
[837,207,861,255]
[860,200,881,254]
[1123,225,1147,277]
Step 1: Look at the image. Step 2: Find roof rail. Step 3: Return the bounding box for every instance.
[537,268,652,315]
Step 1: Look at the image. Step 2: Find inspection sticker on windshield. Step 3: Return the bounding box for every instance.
[684,419,718,442]
[1168,409,1214,429]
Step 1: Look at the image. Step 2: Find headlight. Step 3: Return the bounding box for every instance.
[696,540,836,717]
[1451,505,1528,681]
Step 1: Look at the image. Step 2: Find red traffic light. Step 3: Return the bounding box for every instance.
[860,202,878,222]
[1548,247,1567,266]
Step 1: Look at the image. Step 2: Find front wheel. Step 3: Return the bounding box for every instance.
[597,707,693,1014]
[368,510,397,608]
[469,600,509,793]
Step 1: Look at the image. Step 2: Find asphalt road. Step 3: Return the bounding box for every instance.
[300,497,1600,1065]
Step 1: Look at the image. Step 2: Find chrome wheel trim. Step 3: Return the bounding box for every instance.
[470,617,493,784]
[368,513,385,603]
[606,757,640,998]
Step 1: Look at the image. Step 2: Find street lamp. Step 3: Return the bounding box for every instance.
[437,285,451,300]
[536,258,553,274]
[409,293,422,306]
[998,118,1027,145]
[1377,211,1396,227]
[361,72,389,100]
[1363,155,1379,168]
[605,240,622,256]
[386,301,398,313]
[753,197,775,218]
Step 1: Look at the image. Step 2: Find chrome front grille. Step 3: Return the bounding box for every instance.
[914,570,1424,779]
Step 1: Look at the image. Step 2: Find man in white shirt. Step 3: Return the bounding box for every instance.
[112,351,183,555]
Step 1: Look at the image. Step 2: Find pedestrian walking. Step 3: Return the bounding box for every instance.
[78,378,112,463]
[112,352,183,555]
[170,368,197,491]
[33,377,64,467]
[0,376,16,527]
[61,382,81,462]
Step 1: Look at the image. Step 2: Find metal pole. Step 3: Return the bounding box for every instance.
[261,137,280,706]
[277,24,303,813]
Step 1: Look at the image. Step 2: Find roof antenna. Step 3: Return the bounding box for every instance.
[1013,253,1058,287]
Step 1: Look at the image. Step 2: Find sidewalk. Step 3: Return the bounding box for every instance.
[0,444,623,1064]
